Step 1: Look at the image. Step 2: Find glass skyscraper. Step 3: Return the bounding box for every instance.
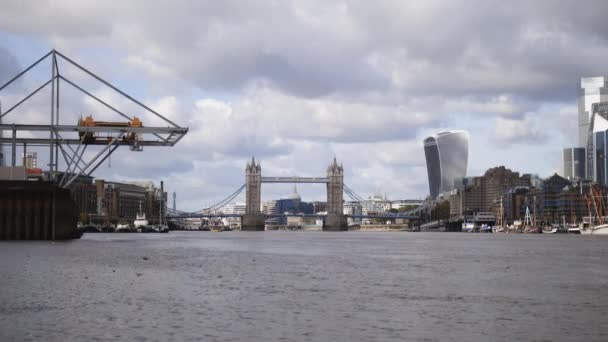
[587,102,608,184]
[579,77,608,147]
[562,147,586,180]
[595,131,607,185]
[424,131,469,199]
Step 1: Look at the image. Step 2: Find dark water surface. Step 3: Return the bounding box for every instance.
[0,232,606,341]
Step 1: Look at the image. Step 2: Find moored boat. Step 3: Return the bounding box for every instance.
[581,223,608,235]
[134,201,149,228]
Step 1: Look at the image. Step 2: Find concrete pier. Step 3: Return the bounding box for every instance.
[241,214,265,231]
[323,213,348,231]
[0,181,79,240]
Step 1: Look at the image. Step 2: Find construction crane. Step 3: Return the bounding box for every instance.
[77,115,144,150]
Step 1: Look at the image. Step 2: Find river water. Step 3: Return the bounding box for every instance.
[0,232,606,341]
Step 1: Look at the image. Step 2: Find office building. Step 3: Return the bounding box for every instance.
[579,77,608,147]
[587,102,608,181]
[563,147,586,180]
[424,131,469,199]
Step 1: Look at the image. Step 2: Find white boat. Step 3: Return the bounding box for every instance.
[462,221,475,232]
[134,201,149,228]
[116,223,131,232]
[581,223,608,235]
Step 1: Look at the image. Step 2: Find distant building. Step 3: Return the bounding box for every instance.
[579,77,608,147]
[223,202,246,228]
[390,199,424,210]
[311,201,327,214]
[343,201,363,224]
[263,200,279,224]
[449,166,531,217]
[364,193,392,214]
[224,203,246,215]
[93,179,167,225]
[563,147,586,180]
[557,181,596,225]
[587,102,608,183]
[424,131,469,199]
[538,174,571,223]
[502,187,530,225]
[264,186,314,225]
[23,152,37,169]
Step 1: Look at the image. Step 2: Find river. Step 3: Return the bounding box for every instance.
[0,232,606,341]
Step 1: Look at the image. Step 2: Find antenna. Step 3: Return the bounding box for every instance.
[173,191,176,211]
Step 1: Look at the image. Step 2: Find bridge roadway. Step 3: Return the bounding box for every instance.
[167,213,418,220]
[260,177,329,183]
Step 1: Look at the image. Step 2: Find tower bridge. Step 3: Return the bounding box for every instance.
[243,157,347,231]
[166,157,421,231]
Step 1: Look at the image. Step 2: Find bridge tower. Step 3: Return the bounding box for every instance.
[242,156,265,231]
[324,158,348,231]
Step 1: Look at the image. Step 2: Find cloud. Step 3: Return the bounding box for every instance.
[0,46,20,88]
[1,1,607,209]
[491,116,548,146]
[3,1,608,101]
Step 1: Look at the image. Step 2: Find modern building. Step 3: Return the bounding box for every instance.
[263,186,315,225]
[587,102,608,183]
[563,147,586,180]
[579,77,608,147]
[344,201,363,224]
[424,131,469,199]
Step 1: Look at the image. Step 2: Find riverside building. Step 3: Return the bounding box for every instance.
[424,131,469,199]
[449,166,531,217]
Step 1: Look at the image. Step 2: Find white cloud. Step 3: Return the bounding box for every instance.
[1,1,605,209]
[491,116,547,146]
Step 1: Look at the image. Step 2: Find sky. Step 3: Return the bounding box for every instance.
[1,0,608,211]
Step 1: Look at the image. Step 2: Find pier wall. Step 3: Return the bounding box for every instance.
[241,214,265,231]
[0,181,78,240]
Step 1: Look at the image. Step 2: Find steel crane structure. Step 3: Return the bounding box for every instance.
[0,50,188,188]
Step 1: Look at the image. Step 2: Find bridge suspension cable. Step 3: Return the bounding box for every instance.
[343,184,389,213]
[343,184,424,217]
[167,184,246,218]
[200,184,246,213]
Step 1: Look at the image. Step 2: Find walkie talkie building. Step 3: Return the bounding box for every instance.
[424,131,469,199]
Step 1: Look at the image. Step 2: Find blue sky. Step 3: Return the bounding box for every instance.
[1,1,607,211]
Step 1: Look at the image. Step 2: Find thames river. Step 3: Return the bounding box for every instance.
[0,232,606,341]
